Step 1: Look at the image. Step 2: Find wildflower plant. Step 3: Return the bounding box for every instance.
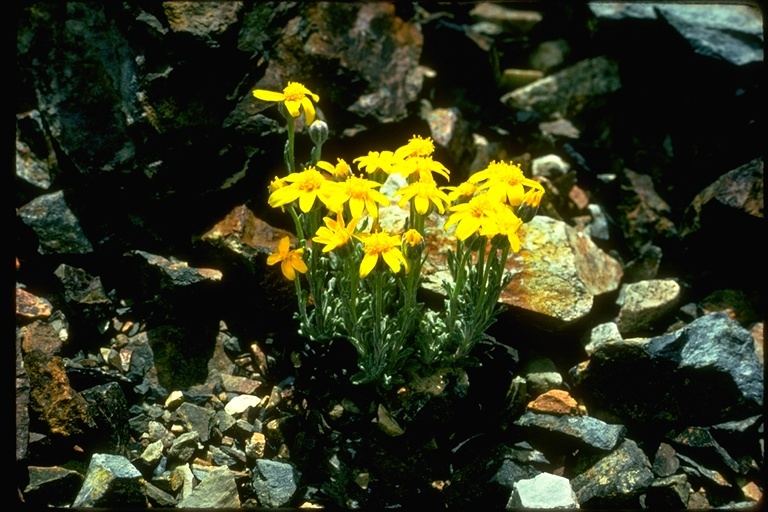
[256,81,545,389]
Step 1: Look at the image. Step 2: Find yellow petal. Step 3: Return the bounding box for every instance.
[359,253,377,278]
[382,250,404,274]
[282,261,296,281]
[253,90,286,102]
[298,192,316,213]
[284,99,302,118]
[301,97,316,125]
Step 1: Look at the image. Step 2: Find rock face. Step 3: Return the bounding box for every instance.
[16,2,763,509]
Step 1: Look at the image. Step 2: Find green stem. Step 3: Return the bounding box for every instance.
[285,116,296,173]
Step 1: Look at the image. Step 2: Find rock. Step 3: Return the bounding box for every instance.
[469,3,542,35]
[71,453,147,508]
[514,411,626,452]
[509,472,579,509]
[79,382,131,454]
[571,438,655,508]
[162,2,243,48]
[133,439,164,476]
[571,313,764,427]
[252,459,301,508]
[224,394,261,416]
[17,191,94,254]
[179,466,241,508]
[617,168,677,251]
[531,154,570,179]
[174,402,215,443]
[614,278,681,334]
[422,215,624,329]
[15,287,53,320]
[644,474,691,509]
[167,431,201,463]
[580,321,623,357]
[24,466,84,507]
[501,56,622,119]
[15,109,59,191]
[526,389,580,416]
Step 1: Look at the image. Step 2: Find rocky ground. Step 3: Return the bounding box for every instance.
[15,2,763,509]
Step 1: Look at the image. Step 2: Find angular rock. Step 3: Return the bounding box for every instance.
[17,191,94,254]
[162,2,243,48]
[614,278,681,334]
[179,466,241,508]
[24,466,84,507]
[527,389,580,416]
[16,287,53,320]
[422,215,623,328]
[252,459,301,508]
[501,56,621,119]
[168,431,201,463]
[71,453,147,508]
[174,402,216,444]
[571,438,654,508]
[79,381,131,454]
[509,472,578,509]
[514,411,626,451]
[571,312,764,427]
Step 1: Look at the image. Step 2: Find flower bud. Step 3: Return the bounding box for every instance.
[308,120,329,146]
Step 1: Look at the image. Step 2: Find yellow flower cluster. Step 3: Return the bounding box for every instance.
[257,81,544,280]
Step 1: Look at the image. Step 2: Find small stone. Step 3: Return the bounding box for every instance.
[509,472,578,509]
[527,389,579,416]
[165,390,184,410]
[376,403,405,436]
[224,394,261,416]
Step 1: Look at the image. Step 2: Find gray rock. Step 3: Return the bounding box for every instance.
[252,459,300,508]
[167,431,201,463]
[179,466,241,508]
[509,472,579,509]
[514,411,627,451]
[175,401,216,443]
[17,191,94,254]
[501,56,621,119]
[71,453,147,508]
[571,312,764,428]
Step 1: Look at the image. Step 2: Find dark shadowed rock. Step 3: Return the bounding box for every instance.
[17,191,94,254]
[79,382,131,455]
[514,411,626,451]
[24,466,84,508]
[15,109,59,192]
[501,56,622,119]
[571,312,764,428]
[570,438,654,508]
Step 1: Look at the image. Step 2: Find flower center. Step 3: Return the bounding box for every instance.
[283,82,309,101]
[364,233,396,255]
[298,170,325,191]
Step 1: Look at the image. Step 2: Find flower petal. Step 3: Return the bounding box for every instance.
[359,253,378,278]
[284,99,302,118]
[301,97,316,125]
[252,90,286,102]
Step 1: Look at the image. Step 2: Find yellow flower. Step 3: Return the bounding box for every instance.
[326,175,390,219]
[252,81,320,125]
[398,156,450,181]
[469,160,540,207]
[444,192,502,241]
[267,236,308,281]
[353,231,408,278]
[353,150,398,175]
[443,181,477,203]
[402,228,423,247]
[516,185,545,222]
[482,205,523,252]
[312,211,360,253]
[394,135,435,159]
[267,167,338,213]
[394,175,451,215]
[316,158,352,180]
